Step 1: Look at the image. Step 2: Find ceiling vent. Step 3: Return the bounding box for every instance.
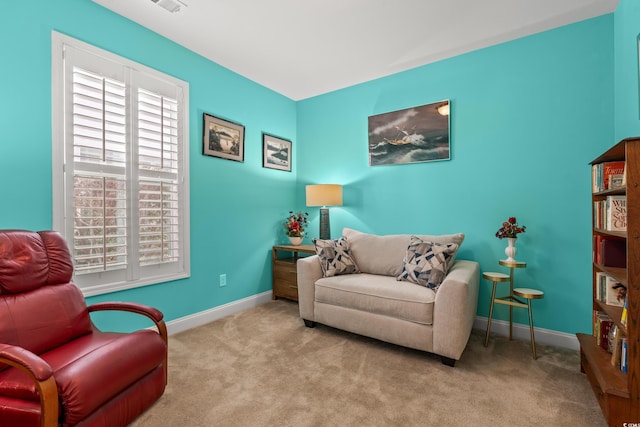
[150,0,186,13]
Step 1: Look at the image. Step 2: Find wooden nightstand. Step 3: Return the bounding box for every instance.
[272,244,315,301]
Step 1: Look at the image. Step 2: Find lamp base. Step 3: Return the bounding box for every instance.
[319,208,330,240]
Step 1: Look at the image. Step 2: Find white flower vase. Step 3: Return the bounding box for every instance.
[504,237,517,262]
[288,236,303,246]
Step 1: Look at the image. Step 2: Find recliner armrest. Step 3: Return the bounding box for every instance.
[88,302,168,344]
[88,302,164,323]
[88,302,168,385]
[0,343,59,427]
[0,343,53,381]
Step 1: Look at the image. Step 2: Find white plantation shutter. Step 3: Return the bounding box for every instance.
[73,175,127,273]
[72,69,128,274]
[138,89,179,171]
[139,180,179,265]
[52,32,190,296]
[137,90,180,266]
[72,69,127,167]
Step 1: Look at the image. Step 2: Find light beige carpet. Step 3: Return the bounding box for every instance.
[131,300,606,427]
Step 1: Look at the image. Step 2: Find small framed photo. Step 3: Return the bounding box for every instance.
[262,133,292,171]
[203,113,245,162]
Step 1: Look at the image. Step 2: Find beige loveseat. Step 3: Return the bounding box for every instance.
[297,228,480,366]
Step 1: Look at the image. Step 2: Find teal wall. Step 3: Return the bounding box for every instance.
[297,16,615,335]
[0,0,297,330]
[614,0,640,139]
[1,0,635,337]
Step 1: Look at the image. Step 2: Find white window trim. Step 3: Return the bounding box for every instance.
[51,31,190,297]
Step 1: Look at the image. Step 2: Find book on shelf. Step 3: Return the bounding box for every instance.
[594,201,602,229]
[610,324,621,366]
[621,337,628,373]
[604,161,625,190]
[593,235,626,267]
[621,295,628,332]
[609,174,624,189]
[595,271,627,307]
[593,196,627,231]
[606,195,627,231]
[592,160,625,192]
[595,271,607,301]
[595,312,613,350]
[605,275,627,307]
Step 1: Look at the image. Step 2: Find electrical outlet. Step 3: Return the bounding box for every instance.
[219,274,227,287]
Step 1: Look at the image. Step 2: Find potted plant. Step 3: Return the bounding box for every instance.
[284,211,309,245]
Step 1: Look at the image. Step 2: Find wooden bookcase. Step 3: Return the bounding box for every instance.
[577,136,640,425]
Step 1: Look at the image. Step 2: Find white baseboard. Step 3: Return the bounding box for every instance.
[163,295,579,351]
[165,291,273,336]
[474,316,579,351]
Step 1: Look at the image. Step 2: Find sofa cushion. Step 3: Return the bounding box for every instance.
[313,237,360,277]
[315,273,435,325]
[342,228,464,276]
[397,237,459,292]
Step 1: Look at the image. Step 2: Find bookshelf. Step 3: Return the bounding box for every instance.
[577,136,640,425]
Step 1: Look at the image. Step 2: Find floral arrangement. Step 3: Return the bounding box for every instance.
[284,211,309,237]
[495,216,526,239]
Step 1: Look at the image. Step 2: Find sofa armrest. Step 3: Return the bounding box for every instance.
[297,255,323,321]
[0,343,59,427]
[432,260,480,360]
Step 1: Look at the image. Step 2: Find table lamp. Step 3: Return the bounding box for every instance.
[306,184,343,240]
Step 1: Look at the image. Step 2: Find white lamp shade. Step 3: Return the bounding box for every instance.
[306,184,343,207]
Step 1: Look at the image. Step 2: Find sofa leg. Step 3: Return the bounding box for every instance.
[441,356,456,367]
[303,319,316,328]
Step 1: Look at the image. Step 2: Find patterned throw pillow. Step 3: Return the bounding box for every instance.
[313,237,360,277]
[397,236,459,292]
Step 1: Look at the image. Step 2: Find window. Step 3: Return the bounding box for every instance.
[52,32,190,296]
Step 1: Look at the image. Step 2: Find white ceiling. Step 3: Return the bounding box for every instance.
[92,0,619,101]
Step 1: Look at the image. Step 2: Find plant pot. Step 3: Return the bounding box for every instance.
[288,236,303,246]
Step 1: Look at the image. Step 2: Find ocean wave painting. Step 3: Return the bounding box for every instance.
[368,100,450,166]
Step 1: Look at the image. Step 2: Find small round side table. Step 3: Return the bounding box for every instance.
[482,271,510,347]
[514,287,545,359]
[498,259,527,339]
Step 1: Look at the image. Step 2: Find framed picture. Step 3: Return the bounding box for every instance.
[368,100,450,166]
[262,133,292,171]
[203,113,245,162]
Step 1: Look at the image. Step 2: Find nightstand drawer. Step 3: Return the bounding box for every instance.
[273,263,298,281]
[272,244,315,302]
[273,279,298,301]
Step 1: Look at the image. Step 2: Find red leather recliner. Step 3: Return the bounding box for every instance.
[0,230,168,426]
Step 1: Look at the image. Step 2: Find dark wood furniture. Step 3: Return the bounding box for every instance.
[272,244,315,301]
[577,137,640,425]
